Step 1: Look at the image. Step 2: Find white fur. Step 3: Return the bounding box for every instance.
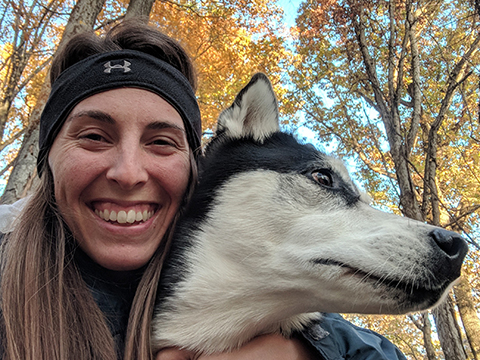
[152,170,451,353]
[151,73,465,354]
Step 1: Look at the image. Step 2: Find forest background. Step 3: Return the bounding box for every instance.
[0,0,478,359]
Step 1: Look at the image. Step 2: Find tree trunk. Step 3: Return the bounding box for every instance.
[433,295,468,360]
[351,1,423,222]
[0,0,106,204]
[422,313,438,360]
[125,0,156,20]
[454,276,480,360]
[0,122,40,204]
[411,312,438,360]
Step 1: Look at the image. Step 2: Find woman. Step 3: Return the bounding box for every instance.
[0,19,315,360]
[0,20,406,360]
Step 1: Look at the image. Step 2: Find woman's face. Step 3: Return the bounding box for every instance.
[48,88,191,271]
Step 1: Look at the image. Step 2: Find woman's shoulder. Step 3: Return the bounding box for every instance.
[0,197,29,235]
[301,313,407,360]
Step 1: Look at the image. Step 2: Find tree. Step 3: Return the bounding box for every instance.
[0,0,107,204]
[145,0,291,130]
[0,0,69,202]
[291,0,480,358]
[456,249,480,359]
[409,313,437,360]
[0,0,293,203]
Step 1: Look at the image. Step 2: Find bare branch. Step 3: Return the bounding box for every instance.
[0,159,14,178]
[445,204,480,229]
[387,0,396,105]
[406,0,422,157]
[423,32,480,225]
[0,128,25,152]
[409,314,424,331]
[353,90,381,113]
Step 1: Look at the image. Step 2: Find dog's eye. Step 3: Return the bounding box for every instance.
[312,170,333,187]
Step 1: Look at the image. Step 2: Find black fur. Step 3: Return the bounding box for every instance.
[151,73,468,354]
[157,130,360,306]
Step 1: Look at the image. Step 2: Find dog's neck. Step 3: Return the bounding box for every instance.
[152,228,320,353]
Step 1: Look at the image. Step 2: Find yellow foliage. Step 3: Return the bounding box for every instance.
[146,0,293,130]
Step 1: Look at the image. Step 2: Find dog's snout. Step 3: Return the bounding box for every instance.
[429,229,468,268]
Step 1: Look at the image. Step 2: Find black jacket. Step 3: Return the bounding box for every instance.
[302,313,407,360]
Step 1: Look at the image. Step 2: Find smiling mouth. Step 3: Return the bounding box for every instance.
[92,203,156,225]
[94,207,155,225]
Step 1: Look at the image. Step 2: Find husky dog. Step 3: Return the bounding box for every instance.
[151,73,468,354]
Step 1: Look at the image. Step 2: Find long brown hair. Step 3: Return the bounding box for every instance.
[1,20,199,360]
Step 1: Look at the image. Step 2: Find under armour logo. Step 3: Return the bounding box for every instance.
[104,60,131,73]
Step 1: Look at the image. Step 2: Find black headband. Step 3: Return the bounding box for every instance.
[37,49,202,175]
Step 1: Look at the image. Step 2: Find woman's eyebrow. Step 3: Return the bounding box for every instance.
[67,110,116,124]
[146,121,186,133]
[67,111,186,134]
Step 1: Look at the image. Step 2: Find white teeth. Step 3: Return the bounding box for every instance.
[117,211,127,224]
[96,207,153,224]
[126,210,136,224]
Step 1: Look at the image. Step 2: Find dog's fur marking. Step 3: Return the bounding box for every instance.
[151,73,468,354]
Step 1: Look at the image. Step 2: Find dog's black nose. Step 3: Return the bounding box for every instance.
[429,228,468,273]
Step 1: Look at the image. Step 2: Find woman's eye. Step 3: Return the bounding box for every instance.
[81,133,106,142]
[312,170,333,187]
[151,138,175,147]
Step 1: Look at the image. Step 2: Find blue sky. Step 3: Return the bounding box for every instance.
[275,0,324,151]
[278,0,301,27]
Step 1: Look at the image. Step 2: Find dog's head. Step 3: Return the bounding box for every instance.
[152,73,469,354]
[187,73,468,315]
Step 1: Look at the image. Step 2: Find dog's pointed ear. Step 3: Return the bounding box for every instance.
[216,73,280,141]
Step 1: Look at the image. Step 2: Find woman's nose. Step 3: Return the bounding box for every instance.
[105,146,149,189]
